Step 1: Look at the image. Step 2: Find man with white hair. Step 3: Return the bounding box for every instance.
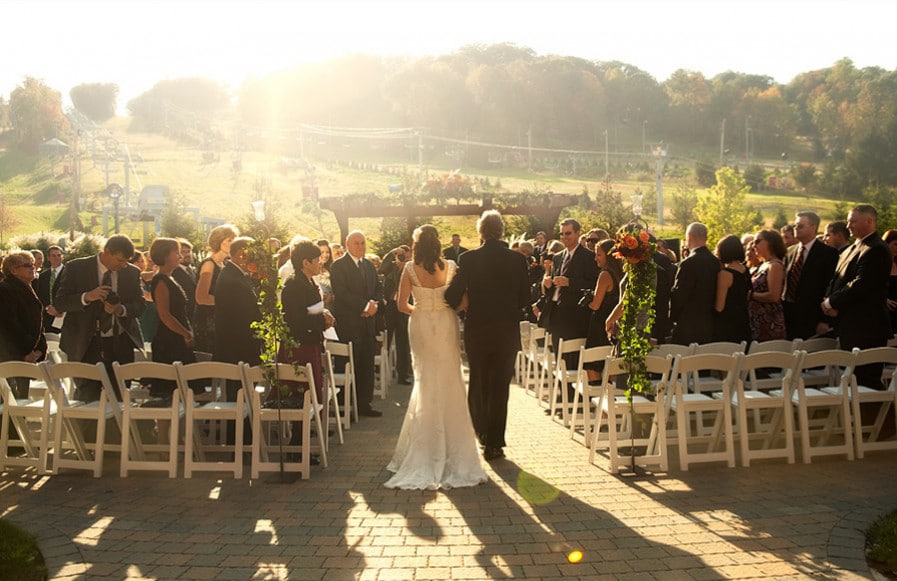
[669,222,719,345]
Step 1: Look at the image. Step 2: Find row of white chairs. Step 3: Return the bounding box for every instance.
[0,360,333,480]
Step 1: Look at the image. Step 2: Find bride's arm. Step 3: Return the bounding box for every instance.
[397,268,414,315]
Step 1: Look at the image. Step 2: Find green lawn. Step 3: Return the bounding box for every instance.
[0,519,47,581]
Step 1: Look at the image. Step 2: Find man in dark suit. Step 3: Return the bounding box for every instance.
[35,245,65,333]
[540,219,600,352]
[823,221,851,253]
[651,238,677,344]
[54,235,146,402]
[330,230,384,417]
[380,245,411,384]
[212,237,262,377]
[446,210,530,460]
[669,222,719,345]
[171,238,197,325]
[442,233,468,262]
[822,204,892,388]
[782,211,839,340]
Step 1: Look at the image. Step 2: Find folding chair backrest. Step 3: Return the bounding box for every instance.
[0,361,46,403]
[45,362,116,408]
[798,349,856,386]
[853,347,897,389]
[693,341,747,356]
[577,345,614,371]
[738,351,802,390]
[747,339,799,354]
[176,361,246,403]
[269,363,316,395]
[113,361,179,394]
[651,343,694,358]
[799,337,839,353]
[324,340,352,359]
[672,353,739,378]
[557,337,586,356]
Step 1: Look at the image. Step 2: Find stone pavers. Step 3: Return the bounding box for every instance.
[1,378,894,580]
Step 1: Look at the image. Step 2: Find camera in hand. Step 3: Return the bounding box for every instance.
[578,288,595,308]
[105,291,121,305]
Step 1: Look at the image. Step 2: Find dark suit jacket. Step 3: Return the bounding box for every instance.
[825,232,892,349]
[653,251,677,342]
[282,274,327,347]
[35,265,64,332]
[542,244,599,340]
[171,265,197,323]
[54,255,146,363]
[782,240,838,339]
[445,239,531,348]
[443,245,469,262]
[669,245,719,345]
[212,261,262,365]
[0,277,47,362]
[330,253,383,343]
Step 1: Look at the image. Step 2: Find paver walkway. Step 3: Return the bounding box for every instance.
[2,378,894,580]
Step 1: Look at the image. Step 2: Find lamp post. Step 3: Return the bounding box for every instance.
[642,120,647,155]
[106,183,123,234]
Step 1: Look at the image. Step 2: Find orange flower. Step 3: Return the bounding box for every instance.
[639,230,650,242]
[625,235,639,249]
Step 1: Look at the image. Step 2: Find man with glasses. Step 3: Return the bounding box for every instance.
[36,245,65,333]
[782,211,838,340]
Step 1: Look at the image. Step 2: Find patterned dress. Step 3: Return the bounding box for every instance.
[748,264,786,341]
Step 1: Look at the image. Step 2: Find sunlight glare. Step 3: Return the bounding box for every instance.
[74,516,115,547]
[254,518,279,545]
[516,471,559,506]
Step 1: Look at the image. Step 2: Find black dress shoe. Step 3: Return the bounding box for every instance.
[483,446,505,461]
[398,376,412,385]
[360,407,383,418]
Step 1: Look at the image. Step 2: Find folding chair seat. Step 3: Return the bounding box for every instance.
[175,362,249,478]
[820,347,897,458]
[44,362,125,478]
[568,345,615,443]
[723,351,799,466]
[0,362,56,474]
[772,349,855,463]
[114,362,182,477]
[373,330,390,400]
[244,363,320,479]
[324,340,355,430]
[549,337,587,425]
[668,353,738,470]
[590,355,671,473]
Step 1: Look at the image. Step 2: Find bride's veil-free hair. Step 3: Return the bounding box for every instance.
[412,224,445,274]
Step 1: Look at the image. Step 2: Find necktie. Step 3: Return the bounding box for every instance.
[357,258,367,289]
[49,269,57,296]
[784,246,804,302]
[553,250,572,302]
[100,270,114,333]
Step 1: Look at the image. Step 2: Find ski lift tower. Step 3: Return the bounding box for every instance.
[654,145,668,226]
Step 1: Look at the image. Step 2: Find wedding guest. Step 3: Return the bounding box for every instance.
[29,249,43,292]
[744,238,762,275]
[651,233,677,344]
[669,222,719,345]
[194,224,238,354]
[381,245,412,384]
[781,224,798,248]
[131,250,158,343]
[315,239,335,308]
[280,239,335,403]
[331,243,345,260]
[782,211,838,340]
[0,252,47,398]
[443,233,468,262]
[584,239,622,381]
[886,229,897,336]
[713,235,751,344]
[533,231,547,262]
[749,229,786,341]
[823,221,851,253]
[148,238,196,398]
[171,238,197,325]
[36,245,64,333]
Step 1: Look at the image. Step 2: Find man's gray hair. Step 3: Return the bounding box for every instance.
[477,210,504,240]
[686,222,708,240]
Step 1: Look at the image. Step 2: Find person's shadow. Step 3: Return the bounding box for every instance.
[444,459,708,578]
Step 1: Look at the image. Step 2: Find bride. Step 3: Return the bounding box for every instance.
[384,225,488,490]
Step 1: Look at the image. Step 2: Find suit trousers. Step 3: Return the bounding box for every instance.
[385,302,411,380]
[465,331,517,449]
[350,332,376,410]
[74,334,136,402]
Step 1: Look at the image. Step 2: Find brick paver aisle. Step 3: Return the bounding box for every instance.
[2,378,894,580]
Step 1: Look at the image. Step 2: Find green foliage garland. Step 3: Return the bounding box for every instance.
[613,222,657,398]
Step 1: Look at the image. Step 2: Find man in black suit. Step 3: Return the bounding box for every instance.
[330,230,384,417]
[540,219,599,352]
[54,235,146,402]
[651,237,677,344]
[380,245,412,384]
[446,210,530,460]
[669,222,719,345]
[212,237,262,379]
[823,221,851,254]
[35,245,65,333]
[171,238,197,325]
[782,211,839,340]
[442,233,468,262]
[822,204,892,388]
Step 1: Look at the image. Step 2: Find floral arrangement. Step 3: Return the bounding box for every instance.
[613,221,657,398]
[425,171,476,198]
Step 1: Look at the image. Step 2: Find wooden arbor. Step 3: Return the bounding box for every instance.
[319,194,580,243]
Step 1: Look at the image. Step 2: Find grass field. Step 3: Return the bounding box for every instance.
[0,119,845,248]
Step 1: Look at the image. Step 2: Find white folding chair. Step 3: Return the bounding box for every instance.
[523,326,548,398]
[590,355,671,473]
[650,343,695,359]
[324,340,355,430]
[821,347,897,459]
[44,362,125,478]
[373,330,390,400]
[726,351,800,466]
[0,362,56,474]
[668,353,738,470]
[774,349,855,463]
[244,363,319,479]
[794,338,842,387]
[515,321,531,385]
[175,361,249,478]
[114,362,182,478]
[549,337,587,425]
[747,339,800,354]
[568,345,615,442]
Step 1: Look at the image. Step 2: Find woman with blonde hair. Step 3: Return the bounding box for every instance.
[194,224,239,353]
[0,252,46,398]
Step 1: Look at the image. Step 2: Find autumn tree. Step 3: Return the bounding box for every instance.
[8,77,68,153]
[696,167,759,246]
[70,83,118,122]
[0,191,21,242]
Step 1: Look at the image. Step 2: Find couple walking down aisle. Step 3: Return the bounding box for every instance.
[385,213,530,490]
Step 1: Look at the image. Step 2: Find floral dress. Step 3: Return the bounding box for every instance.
[749,265,786,341]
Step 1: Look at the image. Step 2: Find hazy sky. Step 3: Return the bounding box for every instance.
[5,0,896,112]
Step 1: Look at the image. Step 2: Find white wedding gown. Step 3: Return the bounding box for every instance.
[384,261,488,490]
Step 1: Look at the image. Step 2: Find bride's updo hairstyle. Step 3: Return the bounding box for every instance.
[412,224,445,274]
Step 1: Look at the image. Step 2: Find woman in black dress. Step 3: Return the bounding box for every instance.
[193,224,239,354]
[884,229,897,337]
[713,235,752,344]
[584,239,623,381]
[149,238,197,397]
[0,252,47,398]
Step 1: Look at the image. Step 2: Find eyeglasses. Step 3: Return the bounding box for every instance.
[586,238,600,244]
[19,263,36,269]
[560,231,575,237]
[793,223,807,230]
